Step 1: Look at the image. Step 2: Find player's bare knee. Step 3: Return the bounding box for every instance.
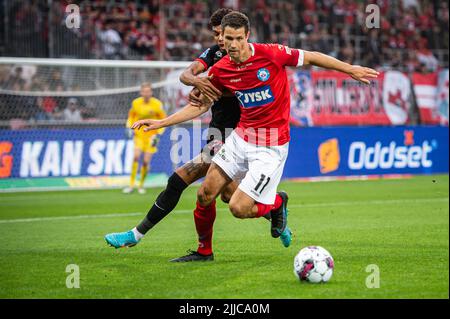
[229,202,248,219]
[229,203,242,218]
[197,187,214,206]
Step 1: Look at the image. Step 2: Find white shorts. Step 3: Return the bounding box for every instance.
[212,130,289,204]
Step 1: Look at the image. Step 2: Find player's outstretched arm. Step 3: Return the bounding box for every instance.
[180,61,222,102]
[302,50,379,84]
[132,100,212,132]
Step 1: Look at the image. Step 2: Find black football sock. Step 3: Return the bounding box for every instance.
[136,173,188,234]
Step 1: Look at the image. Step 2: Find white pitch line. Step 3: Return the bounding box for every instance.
[0,212,143,224]
[0,197,447,224]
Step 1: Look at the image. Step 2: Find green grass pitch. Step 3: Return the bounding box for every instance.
[0,175,448,299]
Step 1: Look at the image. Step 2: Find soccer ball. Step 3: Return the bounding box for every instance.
[293,246,334,283]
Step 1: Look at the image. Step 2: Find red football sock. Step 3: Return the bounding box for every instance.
[194,200,216,256]
[255,202,273,217]
[273,194,283,210]
[255,194,283,217]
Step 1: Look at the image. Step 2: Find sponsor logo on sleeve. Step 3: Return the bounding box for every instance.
[277,45,292,55]
[199,48,210,59]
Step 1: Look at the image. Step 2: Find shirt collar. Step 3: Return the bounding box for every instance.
[249,43,255,56]
[228,43,255,63]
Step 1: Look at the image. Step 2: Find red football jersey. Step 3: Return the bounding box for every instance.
[209,43,304,146]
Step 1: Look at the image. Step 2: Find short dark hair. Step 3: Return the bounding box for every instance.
[209,8,234,28]
[221,12,250,34]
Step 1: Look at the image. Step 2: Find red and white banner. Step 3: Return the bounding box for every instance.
[164,67,448,127]
[411,70,449,125]
[411,72,439,124]
[381,71,413,125]
[436,69,449,125]
[289,70,412,126]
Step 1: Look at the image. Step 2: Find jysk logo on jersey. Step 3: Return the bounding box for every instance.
[235,85,274,108]
[257,68,270,82]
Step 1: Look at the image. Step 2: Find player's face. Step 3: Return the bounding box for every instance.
[212,25,224,49]
[223,26,249,61]
[141,87,152,99]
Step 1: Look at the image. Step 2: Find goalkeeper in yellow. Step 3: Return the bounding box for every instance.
[123,83,166,194]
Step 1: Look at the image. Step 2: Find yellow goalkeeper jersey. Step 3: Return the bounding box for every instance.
[126,96,166,138]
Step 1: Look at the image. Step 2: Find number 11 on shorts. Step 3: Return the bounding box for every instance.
[254,174,271,194]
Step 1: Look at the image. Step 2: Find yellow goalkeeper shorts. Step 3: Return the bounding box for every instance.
[134,136,158,154]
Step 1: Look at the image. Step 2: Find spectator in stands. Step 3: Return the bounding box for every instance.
[7,67,26,90]
[437,2,449,50]
[130,22,156,57]
[338,45,355,64]
[416,37,439,72]
[390,50,404,70]
[364,29,382,67]
[309,28,333,56]
[29,74,44,91]
[405,51,419,73]
[138,5,152,23]
[98,20,123,59]
[33,97,54,121]
[0,66,9,88]
[402,0,420,10]
[49,70,65,91]
[63,98,83,122]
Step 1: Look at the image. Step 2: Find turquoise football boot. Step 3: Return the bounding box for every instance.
[105,230,140,248]
[279,226,293,248]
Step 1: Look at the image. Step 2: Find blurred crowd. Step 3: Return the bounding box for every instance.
[287,0,449,73]
[0,65,95,122]
[2,0,449,71]
[42,0,207,61]
[1,0,449,125]
[67,0,449,71]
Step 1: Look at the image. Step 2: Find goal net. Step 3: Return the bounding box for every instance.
[0,57,205,192]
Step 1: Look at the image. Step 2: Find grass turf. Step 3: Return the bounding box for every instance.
[0,174,448,299]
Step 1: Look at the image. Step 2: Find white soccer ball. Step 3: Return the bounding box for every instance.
[293,246,334,283]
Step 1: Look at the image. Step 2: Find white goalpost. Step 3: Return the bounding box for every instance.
[0,57,196,191]
[0,57,193,126]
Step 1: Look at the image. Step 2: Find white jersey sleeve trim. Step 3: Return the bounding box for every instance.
[297,50,305,67]
[249,43,255,56]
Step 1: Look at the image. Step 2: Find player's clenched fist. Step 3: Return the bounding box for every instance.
[193,75,222,102]
[189,87,215,107]
[188,87,203,107]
